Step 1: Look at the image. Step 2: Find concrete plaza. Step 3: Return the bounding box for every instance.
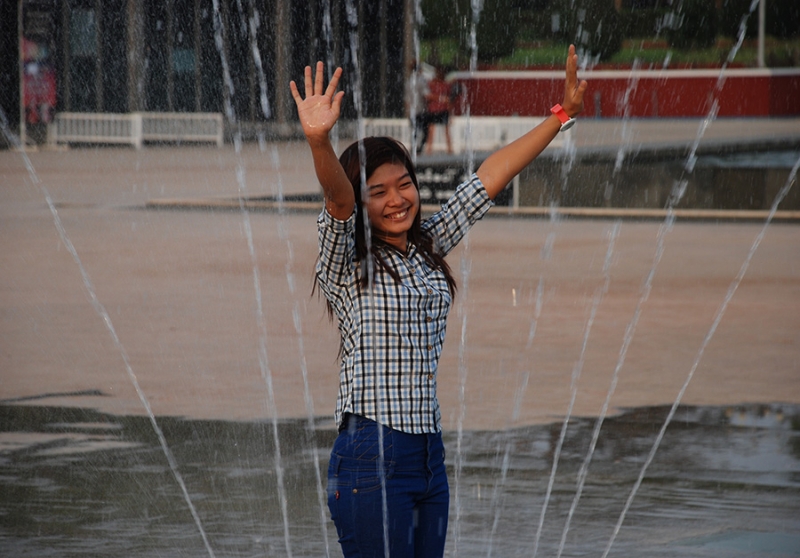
[1,118,799,431]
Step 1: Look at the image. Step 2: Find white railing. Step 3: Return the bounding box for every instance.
[140,112,224,147]
[49,113,144,149]
[363,116,569,154]
[49,112,224,148]
[360,118,412,147]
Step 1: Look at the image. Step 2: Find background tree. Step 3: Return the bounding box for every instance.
[551,0,624,61]
[420,0,457,65]
[663,0,718,49]
[456,0,521,63]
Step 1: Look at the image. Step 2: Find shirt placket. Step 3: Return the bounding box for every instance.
[402,250,432,431]
[412,258,437,384]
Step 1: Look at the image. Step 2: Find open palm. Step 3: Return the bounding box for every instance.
[290,62,345,139]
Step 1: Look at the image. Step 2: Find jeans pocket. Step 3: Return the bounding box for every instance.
[344,461,390,494]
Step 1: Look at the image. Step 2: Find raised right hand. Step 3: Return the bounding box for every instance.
[290,61,345,140]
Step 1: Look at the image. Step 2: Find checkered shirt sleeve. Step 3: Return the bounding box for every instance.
[316,174,493,434]
[422,173,493,255]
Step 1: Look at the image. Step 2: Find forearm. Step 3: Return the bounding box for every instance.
[308,135,355,220]
[476,115,561,200]
[476,44,587,200]
[290,62,352,218]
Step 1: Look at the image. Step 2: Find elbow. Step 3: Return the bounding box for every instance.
[325,197,355,220]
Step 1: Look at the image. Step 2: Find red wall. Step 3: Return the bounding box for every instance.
[450,69,800,118]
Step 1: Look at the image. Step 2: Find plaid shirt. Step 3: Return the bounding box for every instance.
[316,174,493,434]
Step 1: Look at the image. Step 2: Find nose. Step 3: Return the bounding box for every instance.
[386,185,403,206]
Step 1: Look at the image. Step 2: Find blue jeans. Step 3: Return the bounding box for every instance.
[327,414,449,558]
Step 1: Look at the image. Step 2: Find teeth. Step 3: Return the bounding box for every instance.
[388,210,407,219]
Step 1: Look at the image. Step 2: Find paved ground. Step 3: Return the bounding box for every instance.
[1,118,799,431]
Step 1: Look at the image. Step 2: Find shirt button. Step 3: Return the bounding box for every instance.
[427,288,433,295]
[410,267,416,274]
[427,345,433,351]
[426,316,432,322]
[428,374,434,380]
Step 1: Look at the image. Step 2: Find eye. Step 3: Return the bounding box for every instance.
[399,181,413,189]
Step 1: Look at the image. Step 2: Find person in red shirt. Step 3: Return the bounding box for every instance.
[424,67,453,154]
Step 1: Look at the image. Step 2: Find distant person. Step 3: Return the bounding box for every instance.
[290,45,587,558]
[407,61,431,155]
[424,67,453,155]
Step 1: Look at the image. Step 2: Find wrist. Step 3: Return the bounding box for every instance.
[305,131,333,148]
[550,104,576,132]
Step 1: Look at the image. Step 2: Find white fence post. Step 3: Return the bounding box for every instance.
[132,113,143,149]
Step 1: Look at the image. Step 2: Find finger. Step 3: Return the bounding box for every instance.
[289,80,302,104]
[331,90,345,116]
[565,45,577,85]
[303,65,313,98]
[314,61,325,95]
[566,53,583,99]
[325,66,343,98]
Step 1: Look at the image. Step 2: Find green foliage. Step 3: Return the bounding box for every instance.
[767,0,800,38]
[493,43,572,67]
[620,6,668,39]
[455,0,520,62]
[664,0,718,49]
[550,0,624,60]
[719,0,758,39]
[420,0,799,69]
[419,0,456,41]
[720,0,800,40]
[514,6,554,42]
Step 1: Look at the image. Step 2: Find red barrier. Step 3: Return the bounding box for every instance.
[450,69,800,118]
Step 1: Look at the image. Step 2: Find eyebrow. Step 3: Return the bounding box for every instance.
[367,173,412,191]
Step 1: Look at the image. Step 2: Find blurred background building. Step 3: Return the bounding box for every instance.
[0,0,411,141]
[1,0,797,144]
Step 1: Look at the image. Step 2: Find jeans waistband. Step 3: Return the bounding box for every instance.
[335,413,444,471]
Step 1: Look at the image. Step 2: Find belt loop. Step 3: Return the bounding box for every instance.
[426,432,433,463]
[330,454,342,476]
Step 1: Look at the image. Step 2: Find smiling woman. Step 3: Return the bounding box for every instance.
[289,51,586,557]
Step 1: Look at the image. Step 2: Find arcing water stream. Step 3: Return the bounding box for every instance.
[2,0,799,556]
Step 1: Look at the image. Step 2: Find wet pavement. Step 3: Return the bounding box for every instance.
[0,403,798,557]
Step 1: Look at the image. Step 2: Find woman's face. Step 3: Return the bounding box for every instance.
[364,162,419,251]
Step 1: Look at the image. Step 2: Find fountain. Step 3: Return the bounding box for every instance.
[1,0,799,556]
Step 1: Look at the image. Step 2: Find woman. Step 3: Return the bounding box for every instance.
[289,46,587,558]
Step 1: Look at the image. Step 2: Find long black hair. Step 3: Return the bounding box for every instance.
[316,137,457,318]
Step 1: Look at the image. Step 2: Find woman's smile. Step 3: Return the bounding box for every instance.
[386,208,408,220]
